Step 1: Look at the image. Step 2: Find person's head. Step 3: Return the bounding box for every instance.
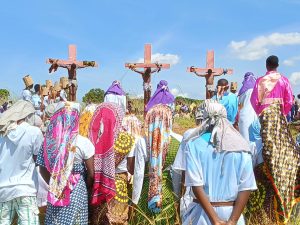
[71,63,76,70]
[217,79,229,94]
[0,100,35,135]
[217,78,229,87]
[34,84,41,94]
[195,99,220,126]
[266,55,279,71]
[207,69,213,75]
[298,94,300,100]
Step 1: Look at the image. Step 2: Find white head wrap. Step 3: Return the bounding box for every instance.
[187,99,250,153]
[0,100,35,135]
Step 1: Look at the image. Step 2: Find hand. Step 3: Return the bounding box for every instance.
[226,219,237,225]
[213,220,227,225]
[190,66,195,72]
[129,64,135,70]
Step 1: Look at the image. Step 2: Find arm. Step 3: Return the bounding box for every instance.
[39,166,50,184]
[132,138,147,204]
[213,73,224,77]
[127,156,135,175]
[227,191,251,225]
[129,66,144,75]
[250,80,260,115]
[84,156,95,193]
[150,68,160,74]
[150,64,162,74]
[283,78,294,116]
[185,142,226,225]
[189,67,206,77]
[227,153,257,224]
[192,186,226,225]
[194,71,207,77]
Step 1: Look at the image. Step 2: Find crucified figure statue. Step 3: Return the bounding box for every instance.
[190,67,228,99]
[129,64,161,111]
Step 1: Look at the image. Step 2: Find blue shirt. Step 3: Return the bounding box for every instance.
[213,92,238,124]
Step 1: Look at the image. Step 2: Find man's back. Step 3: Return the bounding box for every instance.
[0,122,43,202]
[186,133,255,202]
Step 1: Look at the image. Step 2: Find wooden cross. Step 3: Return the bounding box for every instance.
[125,44,170,115]
[187,50,233,99]
[46,44,98,101]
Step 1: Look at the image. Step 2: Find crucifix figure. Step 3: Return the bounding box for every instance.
[46,44,98,101]
[125,44,170,114]
[187,50,233,99]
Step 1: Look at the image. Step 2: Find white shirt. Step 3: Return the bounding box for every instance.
[172,128,195,217]
[36,134,95,207]
[0,122,43,202]
[73,135,95,163]
[22,89,32,102]
[115,143,135,174]
[172,129,194,171]
[132,137,147,204]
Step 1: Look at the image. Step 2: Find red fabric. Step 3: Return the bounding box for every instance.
[89,102,124,205]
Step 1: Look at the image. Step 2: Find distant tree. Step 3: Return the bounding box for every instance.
[0,89,10,100]
[82,88,105,104]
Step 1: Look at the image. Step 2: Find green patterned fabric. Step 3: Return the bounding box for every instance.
[131,137,180,225]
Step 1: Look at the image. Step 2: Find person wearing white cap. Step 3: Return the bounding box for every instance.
[0,100,43,225]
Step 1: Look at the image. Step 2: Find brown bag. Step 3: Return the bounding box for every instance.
[46,80,53,88]
[41,86,49,96]
[23,75,34,88]
[60,77,69,89]
[54,82,61,92]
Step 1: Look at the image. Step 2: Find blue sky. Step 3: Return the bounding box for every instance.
[1,0,300,100]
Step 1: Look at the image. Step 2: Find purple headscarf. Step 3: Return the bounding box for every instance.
[105,80,126,96]
[145,80,175,112]
[238,72,256,96]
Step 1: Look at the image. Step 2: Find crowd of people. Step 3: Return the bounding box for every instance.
[0,55,299,225]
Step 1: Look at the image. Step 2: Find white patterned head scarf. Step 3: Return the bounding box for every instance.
[0,100,35,136]
[187,99,250,153]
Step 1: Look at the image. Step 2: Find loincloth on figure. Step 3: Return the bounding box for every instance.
[206,84,215,92]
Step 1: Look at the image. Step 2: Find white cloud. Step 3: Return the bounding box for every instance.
[283,56,300,66]
[290,72,300,85]
[170,88,189,97]
[137,53,180,65]
[229,32,300,61]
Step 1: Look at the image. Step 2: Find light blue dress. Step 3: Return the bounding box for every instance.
[183,133,257,225]
[213,92,238,124]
